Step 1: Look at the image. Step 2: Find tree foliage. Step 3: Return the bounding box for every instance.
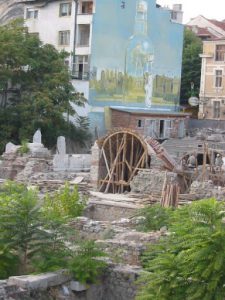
[0,181,106,281]
[136,199,225,300]
[180,28,202,103]
[0,19,90,153]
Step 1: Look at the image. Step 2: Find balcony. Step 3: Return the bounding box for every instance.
[71,70,90,80]
[76,24,90,47]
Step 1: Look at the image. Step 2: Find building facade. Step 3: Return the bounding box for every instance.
[22,0,186,138]
[199,39,225,120]
[187,15,225,41]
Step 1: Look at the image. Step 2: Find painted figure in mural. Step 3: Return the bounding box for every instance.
[145,73,153,107]
[125,0,154,103]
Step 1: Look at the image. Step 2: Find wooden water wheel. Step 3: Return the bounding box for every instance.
[97,129,150,193]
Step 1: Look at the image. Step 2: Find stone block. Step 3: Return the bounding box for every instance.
[70,280,87,292]
[8,270,71,291]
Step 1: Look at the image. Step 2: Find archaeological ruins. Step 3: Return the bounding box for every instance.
[1,127,225,299]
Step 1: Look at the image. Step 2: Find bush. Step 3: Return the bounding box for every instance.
[0,182,49,275]
[137,199,225,300]
[42,182,86,222]
[17,140,29,155]
[0,181,105,283]
[136,204,174,232]
[69,241,106,284]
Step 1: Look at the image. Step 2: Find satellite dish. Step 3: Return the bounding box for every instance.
[188,96,199,107]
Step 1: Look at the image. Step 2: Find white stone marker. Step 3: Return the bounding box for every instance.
[33,129,42,144]
[57,136,66,155]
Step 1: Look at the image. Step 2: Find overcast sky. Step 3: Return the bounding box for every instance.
[157,0,225,23]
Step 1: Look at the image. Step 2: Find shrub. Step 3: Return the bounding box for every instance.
[136,204,174,232]
[0,182,49,275]
[0,181,105,284]
[0,244,19,279]
[17,140,29,155]
[42,182,86,222]
[68,241,106,284]
[137,199,225,300]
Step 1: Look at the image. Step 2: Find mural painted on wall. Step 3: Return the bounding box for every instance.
[90,0,184,109]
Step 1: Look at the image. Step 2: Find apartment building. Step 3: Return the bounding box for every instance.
[199,39,225,120]
[21,0,188,138]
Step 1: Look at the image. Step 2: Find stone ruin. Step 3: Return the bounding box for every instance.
[0,130,92,185]
[1,128,225,300]
[53,136,91,172]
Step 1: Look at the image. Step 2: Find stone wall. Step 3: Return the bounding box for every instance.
[1,266,141,300]
[85,202,135,222]
[190,180,225,200]
[53,154,91,172]
[130,169,178,194]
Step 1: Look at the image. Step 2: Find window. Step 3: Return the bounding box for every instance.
[137,120,143,128]
[81,1,93,14]
[26,8,38,19]
[77,24,90,46]
[213,101,220,118]
[29,32,39,38]
[72,55,89,80]
[215,45,225,61]
[215,70,223,88]
[58,31,70,45]
[59,2,72,17]
[171,11,177,20]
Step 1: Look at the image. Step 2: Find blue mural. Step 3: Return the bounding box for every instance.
[89,0,184,111]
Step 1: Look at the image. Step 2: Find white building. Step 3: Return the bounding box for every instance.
[22,0,94,116]
[161,3,183,24]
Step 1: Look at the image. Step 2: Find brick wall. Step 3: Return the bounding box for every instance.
[111,109,188,138]
[111,110,131,128]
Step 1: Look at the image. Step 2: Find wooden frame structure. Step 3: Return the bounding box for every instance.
[97,130,150,193]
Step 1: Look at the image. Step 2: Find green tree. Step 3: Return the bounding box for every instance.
[0,182,48,275]
[180,28,202,103]
[0,19,90,153]
[137,199,225,300]
[0,181,105,281]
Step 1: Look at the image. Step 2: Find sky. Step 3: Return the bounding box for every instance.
[157,0,225,23]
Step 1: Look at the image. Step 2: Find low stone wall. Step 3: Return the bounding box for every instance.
[1,265,142,300]
[85,202,136,222]
[53,154,91,172]
[130,169,178,194]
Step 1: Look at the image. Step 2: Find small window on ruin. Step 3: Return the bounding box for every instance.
[137,120,143,128]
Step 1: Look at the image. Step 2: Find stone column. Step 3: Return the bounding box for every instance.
[90,142,100,190]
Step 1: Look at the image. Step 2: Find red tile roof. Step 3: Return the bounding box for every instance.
[186,25,218,40]
[208,19,225,32]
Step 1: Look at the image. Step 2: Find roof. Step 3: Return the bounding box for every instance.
[110,107,190,117]
[186,25,218,40]
[208,19,225,32]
